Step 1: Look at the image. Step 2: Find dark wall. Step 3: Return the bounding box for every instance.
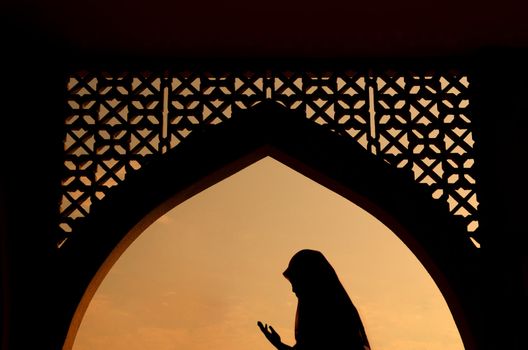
[1,17,68,348]
[471,50,528,349]
[0,15,526,348]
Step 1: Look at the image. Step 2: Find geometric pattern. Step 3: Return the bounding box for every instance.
[61,70,479,248]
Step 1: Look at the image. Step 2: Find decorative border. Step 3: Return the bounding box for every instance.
[60,69,479,248]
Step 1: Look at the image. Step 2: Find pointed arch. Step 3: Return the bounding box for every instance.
[60,101,477,349]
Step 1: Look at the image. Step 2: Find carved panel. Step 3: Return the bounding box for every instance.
[61,69,479,248]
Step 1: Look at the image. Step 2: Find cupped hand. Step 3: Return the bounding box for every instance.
[257,321,283,348]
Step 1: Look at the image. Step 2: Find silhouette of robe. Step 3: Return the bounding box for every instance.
[283,250,371,350]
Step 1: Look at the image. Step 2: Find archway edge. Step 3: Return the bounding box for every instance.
[60,101,477,349]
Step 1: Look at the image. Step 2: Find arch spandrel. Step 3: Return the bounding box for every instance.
[60,69,479,248]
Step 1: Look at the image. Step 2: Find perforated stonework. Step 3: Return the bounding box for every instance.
[60,70,479,248]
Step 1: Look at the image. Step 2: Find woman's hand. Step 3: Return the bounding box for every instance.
[257,321,292,350]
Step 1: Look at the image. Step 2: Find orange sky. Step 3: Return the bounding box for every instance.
[72,157,464,350]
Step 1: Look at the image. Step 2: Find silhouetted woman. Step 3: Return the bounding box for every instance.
[258,249,371,350]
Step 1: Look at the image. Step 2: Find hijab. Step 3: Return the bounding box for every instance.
[283,249,371,350]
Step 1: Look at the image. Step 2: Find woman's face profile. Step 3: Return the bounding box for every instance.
[288,278,299,296]
[284,272,309,297]
[283,249,332,298]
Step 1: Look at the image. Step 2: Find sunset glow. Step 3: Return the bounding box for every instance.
[72,157,464,350]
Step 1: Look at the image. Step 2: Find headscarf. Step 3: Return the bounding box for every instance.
[283,249,371,350]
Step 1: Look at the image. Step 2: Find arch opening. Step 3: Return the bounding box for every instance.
[70,157,465,350]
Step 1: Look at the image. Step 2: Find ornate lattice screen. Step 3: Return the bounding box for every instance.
[60,70,479,248]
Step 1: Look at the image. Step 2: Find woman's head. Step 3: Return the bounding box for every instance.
[283,249,342,297]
